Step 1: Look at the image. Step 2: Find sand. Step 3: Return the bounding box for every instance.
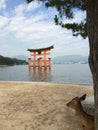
[0,81,93,130]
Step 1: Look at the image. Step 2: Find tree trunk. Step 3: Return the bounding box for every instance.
[87,1,98,129]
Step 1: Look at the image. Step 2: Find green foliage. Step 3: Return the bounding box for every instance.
[45,0,86,18]
[26,0,33,3]
[54,15,87,38]
[26,0,87,39]
[0,55,27,65]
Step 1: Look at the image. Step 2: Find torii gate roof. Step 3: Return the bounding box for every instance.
[27,45,54,52]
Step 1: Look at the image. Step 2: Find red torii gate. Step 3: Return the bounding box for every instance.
[27,45,54,69]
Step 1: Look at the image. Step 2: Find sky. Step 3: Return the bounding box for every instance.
[0,0,89,58]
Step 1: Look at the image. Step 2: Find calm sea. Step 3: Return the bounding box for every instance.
[0,64,93,84]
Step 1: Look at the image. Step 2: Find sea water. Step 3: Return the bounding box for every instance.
[0,64,93,84]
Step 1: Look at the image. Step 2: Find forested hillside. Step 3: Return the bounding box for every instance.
[0,55,27,65]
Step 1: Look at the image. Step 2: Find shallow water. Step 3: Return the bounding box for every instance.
[0,64,93,84]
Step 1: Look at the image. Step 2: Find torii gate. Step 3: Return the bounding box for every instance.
[27,45,54,69]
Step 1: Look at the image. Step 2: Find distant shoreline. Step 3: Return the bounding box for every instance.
[0,65,9,67]
[0,64,27,67]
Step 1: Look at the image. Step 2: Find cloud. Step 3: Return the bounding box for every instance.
[13,1,42,16]
[0,15,8,26]
[3,3,56,42]
[1,2,85,42]
[26,1,41,11]
[0,0,6,10]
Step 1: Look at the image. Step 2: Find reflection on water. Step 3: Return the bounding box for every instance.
[28,68,51,82]
[0,64,93,84]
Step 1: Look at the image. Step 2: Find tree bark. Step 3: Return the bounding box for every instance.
[86,0,98,129]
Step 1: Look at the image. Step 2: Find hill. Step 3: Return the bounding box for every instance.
[0,55,27,66]
[52,55,88,64]
[13,55,28,61]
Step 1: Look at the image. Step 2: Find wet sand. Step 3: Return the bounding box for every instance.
[0,81,93,130]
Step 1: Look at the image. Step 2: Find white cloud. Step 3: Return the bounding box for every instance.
[26,1,41,11]
[0,15,8,27]
[0,0,6,9]
[13,1,42,17]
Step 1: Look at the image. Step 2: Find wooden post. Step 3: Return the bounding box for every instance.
[38,58,42,69]
[28,58,31,70]
[33,52,36,68]
[48,58,51,69]
[44,50,47,69]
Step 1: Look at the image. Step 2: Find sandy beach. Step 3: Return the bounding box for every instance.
[0,81,93,130]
